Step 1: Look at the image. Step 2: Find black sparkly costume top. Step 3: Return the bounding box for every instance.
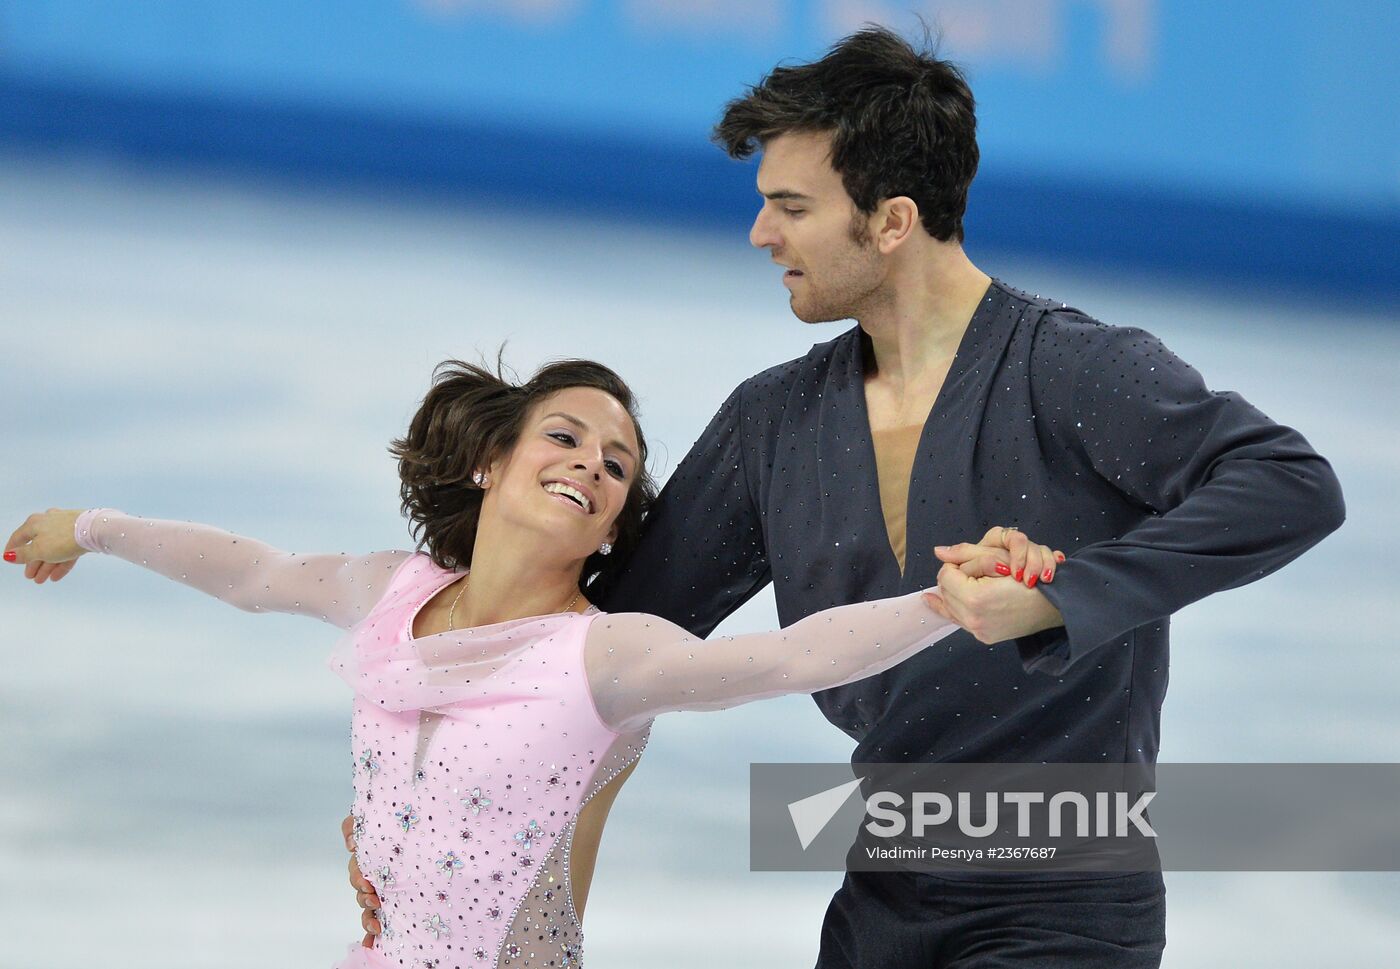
[600,279,1345,766]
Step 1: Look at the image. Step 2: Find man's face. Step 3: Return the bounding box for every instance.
[749,131,885,324]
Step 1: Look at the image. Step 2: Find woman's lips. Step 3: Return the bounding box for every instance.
[543,486,590,515]
[552,494,585,513]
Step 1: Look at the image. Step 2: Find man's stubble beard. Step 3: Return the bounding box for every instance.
[789,235,885,325]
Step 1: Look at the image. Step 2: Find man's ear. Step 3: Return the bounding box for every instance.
[876,196,920,255]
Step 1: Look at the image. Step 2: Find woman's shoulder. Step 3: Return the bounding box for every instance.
[356,550,445,611]
[382,549,441,575]
[582,610,691,645]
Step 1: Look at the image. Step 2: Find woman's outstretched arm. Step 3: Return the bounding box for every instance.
[5,508,408,630]
[583,589,959,733]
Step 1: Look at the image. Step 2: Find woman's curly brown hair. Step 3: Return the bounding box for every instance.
[389,354,657,591]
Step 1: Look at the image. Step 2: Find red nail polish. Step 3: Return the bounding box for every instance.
[995,562,1011,576]
[1027,574,1038,589]
[2,551,15,562]
[1014,569,1023,581]
[1042,569,1053,581]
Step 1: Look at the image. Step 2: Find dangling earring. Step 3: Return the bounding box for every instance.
[598,542,613,556]
[472,471,488,488]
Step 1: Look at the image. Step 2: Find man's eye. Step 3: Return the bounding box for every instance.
[784,208,804,216]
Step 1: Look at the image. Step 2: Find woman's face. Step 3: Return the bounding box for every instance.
[483,386,640,557]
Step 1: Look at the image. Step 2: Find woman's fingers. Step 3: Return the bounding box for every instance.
[1023,544,1061,588]
[361,909,381,935]
[1023,544,1044,588]
[1005,529,1029,582]
[6,510,85,575]
[4,527,73,583]
[342,814,356,852]
[952,531,1069,586]
[4,519,37,561]
[956,550,1012,578]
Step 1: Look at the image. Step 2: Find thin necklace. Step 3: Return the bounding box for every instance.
[447,574,582,631]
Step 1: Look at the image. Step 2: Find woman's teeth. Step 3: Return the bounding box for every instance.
[543,482,591,513]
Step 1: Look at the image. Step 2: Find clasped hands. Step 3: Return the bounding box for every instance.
[342,524,1067,946]
[928,524,1067,645]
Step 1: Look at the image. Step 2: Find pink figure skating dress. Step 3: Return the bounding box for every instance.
[74,509,958,967]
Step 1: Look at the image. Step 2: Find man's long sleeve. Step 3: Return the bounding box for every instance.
[596,386,771,636]
[1023,324,1346,674]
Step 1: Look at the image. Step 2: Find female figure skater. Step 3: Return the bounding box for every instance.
[6,358,1060,968]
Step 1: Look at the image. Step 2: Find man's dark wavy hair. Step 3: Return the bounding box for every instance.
[714,25,978,243]
[389,354,657,592]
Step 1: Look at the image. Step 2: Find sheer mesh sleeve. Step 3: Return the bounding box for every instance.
[75,508,409,630]
[584,589,958,733]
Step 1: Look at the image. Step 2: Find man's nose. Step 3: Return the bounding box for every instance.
[749,209,778,249]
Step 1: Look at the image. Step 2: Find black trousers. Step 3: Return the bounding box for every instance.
[815,870,1166,969]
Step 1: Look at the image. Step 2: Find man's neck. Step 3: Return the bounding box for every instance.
[857,249,991,394]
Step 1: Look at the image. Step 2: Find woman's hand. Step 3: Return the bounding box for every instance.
[4,508,86,583]
[935,525,1066,589]
[343,814,381,948]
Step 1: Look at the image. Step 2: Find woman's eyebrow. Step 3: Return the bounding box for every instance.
[543,412,636,462]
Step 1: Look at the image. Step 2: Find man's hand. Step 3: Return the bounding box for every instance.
[926,563,1065,643]
[343,814,381,949]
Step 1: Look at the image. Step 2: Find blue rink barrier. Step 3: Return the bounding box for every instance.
[3,71,1394,302]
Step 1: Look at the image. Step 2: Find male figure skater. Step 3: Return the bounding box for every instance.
[356,26,1344,967]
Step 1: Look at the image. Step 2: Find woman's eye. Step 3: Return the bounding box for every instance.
[606,461,626,479]
[549,431,577,446]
